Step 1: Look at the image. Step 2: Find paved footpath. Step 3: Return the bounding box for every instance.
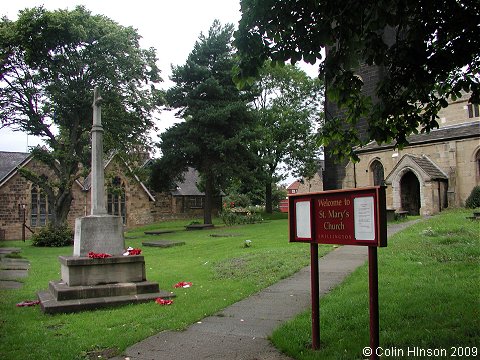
[111,221,419,360]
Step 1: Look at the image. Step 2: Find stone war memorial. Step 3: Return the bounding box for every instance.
[37,87,174,314]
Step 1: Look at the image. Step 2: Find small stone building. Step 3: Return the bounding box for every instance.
[0,153,215,240]
[297,160,324,194]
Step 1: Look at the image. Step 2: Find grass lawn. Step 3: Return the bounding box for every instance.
[271,208,480,359]
[0,214,332,360]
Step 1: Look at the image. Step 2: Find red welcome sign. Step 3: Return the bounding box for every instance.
[289,186,387,247]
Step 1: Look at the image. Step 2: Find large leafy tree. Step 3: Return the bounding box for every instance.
[234,0,480,159]
[0,6,162,227]
[251,62,322,212]
[150,20,253,224]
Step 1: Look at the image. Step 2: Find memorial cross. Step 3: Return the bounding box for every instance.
[91,86,107,215]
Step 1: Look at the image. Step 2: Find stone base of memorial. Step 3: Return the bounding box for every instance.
[37,215,174,314]
[37,255,174,314]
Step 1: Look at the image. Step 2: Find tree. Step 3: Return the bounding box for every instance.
[234,0,480,160]
[251,62,322,212]
[0,6,162,227]
[150,20,253,224]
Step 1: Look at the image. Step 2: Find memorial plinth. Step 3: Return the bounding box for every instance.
[59,255,146,286]
[37,254,174,314]
[37,87,173,314]
[73,215,125,257]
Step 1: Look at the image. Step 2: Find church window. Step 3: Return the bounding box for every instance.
[107,177,126,224]
[370,160,385,186]
[31,187,51,227]
[468,103,479,118]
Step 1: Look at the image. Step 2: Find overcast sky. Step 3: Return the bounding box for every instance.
[1,0,318,183]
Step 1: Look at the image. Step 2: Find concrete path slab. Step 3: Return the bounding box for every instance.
[110,220,420,360]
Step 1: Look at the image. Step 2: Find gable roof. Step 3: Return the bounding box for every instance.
[356,121,480,154]
[409,155,448,179]
[0,151,154,201]
[385,154,448,184]
[0,151,31,186]
[171,167,204,196]
[82,152,155,201]
[288,181,301,191]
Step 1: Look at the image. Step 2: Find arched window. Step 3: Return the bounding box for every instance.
[370,160,385,186]
[107,177,126,224]
[31,186,51,227]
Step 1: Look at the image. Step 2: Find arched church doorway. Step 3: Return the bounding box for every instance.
[400,171,420,215]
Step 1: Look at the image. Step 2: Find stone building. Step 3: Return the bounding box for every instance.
[297,160,324,194]
[336,93,480,216]
[0,152,215,240]
[323,27,479,215]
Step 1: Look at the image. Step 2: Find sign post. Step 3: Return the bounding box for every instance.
[369,246,379,357]
[310,242,320,349]
[289,186,387,359]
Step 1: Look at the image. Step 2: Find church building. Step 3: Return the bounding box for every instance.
[324,83,479,216]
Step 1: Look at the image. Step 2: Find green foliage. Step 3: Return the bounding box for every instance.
[0,6,162,226]
[271,184,288,209]
[465,185,480,208]
[152,20,254,224]
[234,0,480,160]
[31,223,73,247]
[223,193,252,208]
[250,62,323,211]
[219,207,263,226]
[223,176,265,207]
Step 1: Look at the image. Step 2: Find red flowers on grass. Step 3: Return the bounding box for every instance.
[88,252,112,258]
[127,248,142,255]
[123,247,142,256]
[155,298,173,305]
[174,281,192,288]
[16,300,40,307]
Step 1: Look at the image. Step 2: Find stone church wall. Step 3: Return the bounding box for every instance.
[297,172,324,194]
[344,136,480,214]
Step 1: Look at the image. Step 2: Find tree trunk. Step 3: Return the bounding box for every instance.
[203,172,214,225]
[52,190,73,227]
[265,181,273,214]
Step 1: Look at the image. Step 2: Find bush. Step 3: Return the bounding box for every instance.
[222,193,251,208]
[31,223,74,247]
[465,186,480,209]
[219,207,263,226]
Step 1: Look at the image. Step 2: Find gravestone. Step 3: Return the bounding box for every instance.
[37,87,174,313]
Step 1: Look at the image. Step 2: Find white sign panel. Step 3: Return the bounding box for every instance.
[354,196,375,240]
[295,201,312,239]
